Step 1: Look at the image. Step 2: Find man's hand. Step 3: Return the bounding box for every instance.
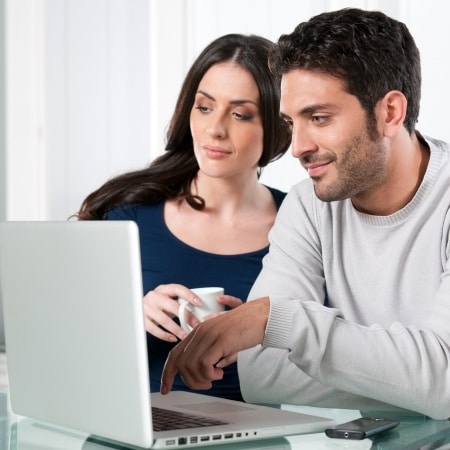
[160,297,270,394]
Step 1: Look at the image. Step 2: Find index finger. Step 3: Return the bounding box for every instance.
[160,338,187,394]
[155,284,201,306]
[161,322,226,393]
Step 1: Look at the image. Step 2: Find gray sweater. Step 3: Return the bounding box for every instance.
[238,134,450,420]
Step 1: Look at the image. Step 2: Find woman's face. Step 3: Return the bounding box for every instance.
[190,61,264,180]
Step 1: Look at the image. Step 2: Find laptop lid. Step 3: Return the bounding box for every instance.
[0,221,152,447]
[0,288,5,352]
[0,221,334,449]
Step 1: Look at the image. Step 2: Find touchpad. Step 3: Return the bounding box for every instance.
[176,401,253,414]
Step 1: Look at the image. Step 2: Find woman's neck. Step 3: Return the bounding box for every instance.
[191,171,265,216]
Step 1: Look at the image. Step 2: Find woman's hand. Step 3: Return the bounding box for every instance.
[203,294,243,321]
[143,284,201,342]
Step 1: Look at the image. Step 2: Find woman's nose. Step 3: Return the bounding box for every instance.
[206,117,226,139]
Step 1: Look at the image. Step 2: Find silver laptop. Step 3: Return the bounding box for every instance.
[0,221,334,449]
[14,417,292,450]
[0,288,5,353]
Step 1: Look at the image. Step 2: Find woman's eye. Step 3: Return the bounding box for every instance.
[232,112,252,121]
[195,105,211,113]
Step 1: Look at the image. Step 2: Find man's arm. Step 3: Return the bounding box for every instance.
[164,180,450,420]
[238,184,450,420]
[161,298,269,394]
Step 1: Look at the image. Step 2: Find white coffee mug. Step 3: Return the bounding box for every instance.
[178,287,224,332]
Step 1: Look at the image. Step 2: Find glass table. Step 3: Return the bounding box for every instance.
[2,388,450,450]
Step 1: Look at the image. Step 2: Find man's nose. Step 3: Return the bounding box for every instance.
[290,124,317,159]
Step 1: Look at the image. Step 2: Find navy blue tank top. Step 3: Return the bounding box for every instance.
[107,186,285,400]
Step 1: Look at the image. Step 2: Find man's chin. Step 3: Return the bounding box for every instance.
[312,183,345,203]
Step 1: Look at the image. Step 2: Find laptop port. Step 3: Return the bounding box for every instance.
[224,433,233,439]
[189,436,198,444]
[200,436,210,442]
[178,437,187,445]
[212,434,222,440]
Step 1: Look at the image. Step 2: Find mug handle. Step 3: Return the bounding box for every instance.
[178,299,194,332]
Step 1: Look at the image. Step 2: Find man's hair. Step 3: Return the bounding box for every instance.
[269,8,421,134]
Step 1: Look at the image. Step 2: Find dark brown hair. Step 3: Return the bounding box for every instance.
[77,34,291,220]
[269,8,421,135]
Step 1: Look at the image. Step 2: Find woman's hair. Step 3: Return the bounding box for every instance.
[77,34,291,220]
[269,8,421,135]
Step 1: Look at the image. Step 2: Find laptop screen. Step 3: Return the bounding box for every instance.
[0,289,5,352]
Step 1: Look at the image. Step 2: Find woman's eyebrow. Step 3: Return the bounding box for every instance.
[196,90,258,106]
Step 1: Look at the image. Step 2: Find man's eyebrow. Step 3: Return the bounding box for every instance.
[281,103,336,119]
[300,103,335,115]
[196,90,258,107]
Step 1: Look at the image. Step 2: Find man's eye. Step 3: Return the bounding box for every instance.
[283,119,293,130]
[311,115,329,124]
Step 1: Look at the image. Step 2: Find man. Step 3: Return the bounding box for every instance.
[161,8,450,420]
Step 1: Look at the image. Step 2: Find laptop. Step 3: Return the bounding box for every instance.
[0,287,5,353]
[13,417,292,450]
[0,221,334,449]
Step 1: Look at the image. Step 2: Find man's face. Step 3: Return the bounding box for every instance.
[280,69,388,203]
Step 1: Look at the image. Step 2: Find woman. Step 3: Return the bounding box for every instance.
[77,34,291,400]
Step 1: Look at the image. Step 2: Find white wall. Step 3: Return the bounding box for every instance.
[0,0,5,222]
[4,0,46,219]
[3,0,450,220]
[43,0,151,220]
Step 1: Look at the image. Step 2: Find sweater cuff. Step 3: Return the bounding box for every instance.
[262,296,297,350]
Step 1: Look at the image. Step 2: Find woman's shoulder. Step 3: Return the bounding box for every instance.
[106,201,164,221]
[265,185,287,209]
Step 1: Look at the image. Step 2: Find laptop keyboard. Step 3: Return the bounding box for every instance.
[152,406,229,431]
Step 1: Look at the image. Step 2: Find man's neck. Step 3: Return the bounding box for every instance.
[352,131,430,216]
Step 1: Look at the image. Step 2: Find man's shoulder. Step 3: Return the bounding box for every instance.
[281,178,332,219]
[424,134,450,152]
[423,134,450,167]
[422,134,450,191]
[289,178,314,196]
[286,178,332,210]
[283,179,314,208]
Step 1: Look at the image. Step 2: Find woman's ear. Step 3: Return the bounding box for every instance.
[377,90,407,138]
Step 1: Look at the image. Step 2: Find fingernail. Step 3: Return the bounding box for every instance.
[193,296,201,305]
[161,384,167,395]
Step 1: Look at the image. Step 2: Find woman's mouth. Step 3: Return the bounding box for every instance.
[203,145,231,159]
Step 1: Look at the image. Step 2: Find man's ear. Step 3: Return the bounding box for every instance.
[377,90,407,138]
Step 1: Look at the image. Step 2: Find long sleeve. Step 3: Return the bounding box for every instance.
[238,136,450,419]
